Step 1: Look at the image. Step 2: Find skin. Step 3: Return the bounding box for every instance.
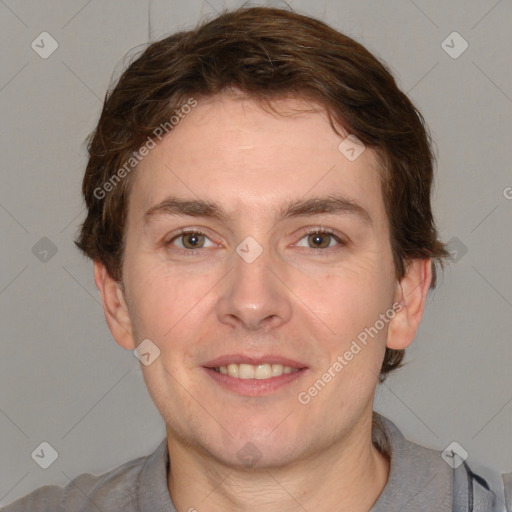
[95,93,432,512]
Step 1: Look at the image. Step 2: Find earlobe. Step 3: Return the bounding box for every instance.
[386,259,432,350]
[94,261,135,350]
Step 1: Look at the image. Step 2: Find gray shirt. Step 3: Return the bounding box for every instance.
[0,413,505,511]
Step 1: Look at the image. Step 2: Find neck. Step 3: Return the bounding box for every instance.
[166,412,390,512]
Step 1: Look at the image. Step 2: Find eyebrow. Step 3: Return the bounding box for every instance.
[143,194,373,226]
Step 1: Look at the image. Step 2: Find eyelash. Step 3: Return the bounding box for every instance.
[165,227,346,256]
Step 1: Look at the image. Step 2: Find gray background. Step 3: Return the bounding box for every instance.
[1,0,511,506]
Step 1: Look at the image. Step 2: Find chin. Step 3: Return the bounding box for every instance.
[211,441,303,471]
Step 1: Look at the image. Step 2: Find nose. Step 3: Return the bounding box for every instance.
[216,243,293,331]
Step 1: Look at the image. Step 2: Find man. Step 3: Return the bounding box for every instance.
[3,6,510,512]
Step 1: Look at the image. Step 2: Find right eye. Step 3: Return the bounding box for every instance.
[166,229,215,253]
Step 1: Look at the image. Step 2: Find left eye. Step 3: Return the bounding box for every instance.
[296,230,343,249]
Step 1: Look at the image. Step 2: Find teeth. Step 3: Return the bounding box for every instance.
[227,363,238,378]
[215,363,299,379]
[255,364,271,379]
[238,363,255,379]
[271,364,284,377]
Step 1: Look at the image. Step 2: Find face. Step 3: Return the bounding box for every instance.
[108,94,409,468]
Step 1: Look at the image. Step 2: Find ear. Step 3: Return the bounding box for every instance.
[94,261,135,350]
[386,259,432,350]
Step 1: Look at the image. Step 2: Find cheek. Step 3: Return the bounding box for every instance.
[124,255,214,341]
[296,258,394,336]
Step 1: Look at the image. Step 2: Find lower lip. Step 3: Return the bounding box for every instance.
[202,367,308,396]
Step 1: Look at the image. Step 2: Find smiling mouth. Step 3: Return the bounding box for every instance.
[210,363,301,379]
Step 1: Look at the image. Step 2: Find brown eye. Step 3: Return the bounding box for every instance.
[295,228,347,253]
[307,232,332,249]
[166,230,214,252]
[180,232,205,249]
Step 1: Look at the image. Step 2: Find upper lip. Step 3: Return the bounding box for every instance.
[203,354,308,369]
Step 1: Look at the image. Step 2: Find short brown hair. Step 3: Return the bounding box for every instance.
[75,6,449,381]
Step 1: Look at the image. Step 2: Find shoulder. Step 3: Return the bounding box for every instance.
[371,413,454,510]
[0,485,65,512]
[373,413,511,512]
[0,440,167,512]
[455,459,512,512]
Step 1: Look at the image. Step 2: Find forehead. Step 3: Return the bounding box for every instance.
[129,94,387,229]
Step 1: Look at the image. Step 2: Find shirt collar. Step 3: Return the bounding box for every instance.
[139,437,176,512]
